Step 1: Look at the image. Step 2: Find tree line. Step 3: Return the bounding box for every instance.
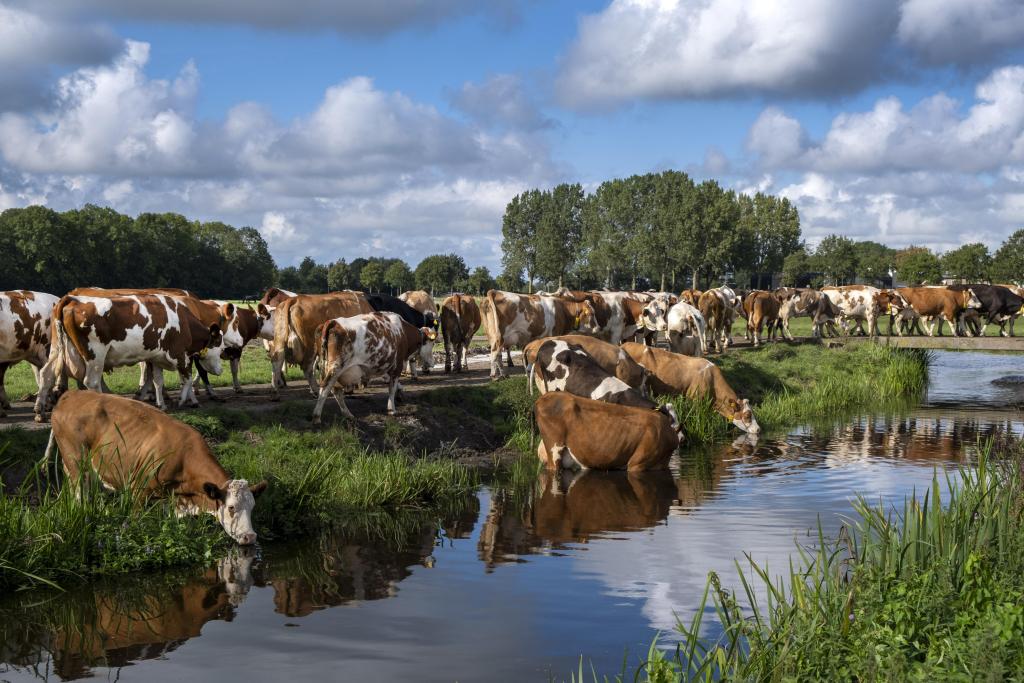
[0,205,276,298]
[783,231,1024,287]
[500,171,802,292]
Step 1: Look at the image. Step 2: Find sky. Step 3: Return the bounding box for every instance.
[2,1,1024,272]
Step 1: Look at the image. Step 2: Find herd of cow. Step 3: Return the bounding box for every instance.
[1,278,1019,545]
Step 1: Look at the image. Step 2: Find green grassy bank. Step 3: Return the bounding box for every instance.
[584,441,1024,682]
[0,342,928,592]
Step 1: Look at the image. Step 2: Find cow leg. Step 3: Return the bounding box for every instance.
[443,334,452,373]
[194,362,224,402]
[231,357,243,393]
[386,377,401,415]
[0,362,9,412]
[177,364,200,407]
[490,344,504,379]
[505,348,514,368]
[304,362,319,396]
[312,373,350,424]
[269,352,286,401]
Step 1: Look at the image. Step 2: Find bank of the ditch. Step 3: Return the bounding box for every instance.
[585,441,1024,682]
[0,343,928,592]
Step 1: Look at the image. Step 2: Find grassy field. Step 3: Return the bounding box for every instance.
[586,441,1024,681]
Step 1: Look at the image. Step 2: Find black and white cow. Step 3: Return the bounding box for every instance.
[528,339,657,410]
[946,284,1023,337]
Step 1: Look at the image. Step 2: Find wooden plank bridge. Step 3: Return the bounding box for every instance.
[827,335,1024,352]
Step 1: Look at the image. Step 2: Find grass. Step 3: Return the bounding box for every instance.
[578,440,1024,681]
[0,403,477,591]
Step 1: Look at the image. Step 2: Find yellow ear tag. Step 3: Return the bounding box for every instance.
[199,348,208,358]
[574,315,580,327]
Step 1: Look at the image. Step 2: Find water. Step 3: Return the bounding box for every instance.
[2,351,1021,682]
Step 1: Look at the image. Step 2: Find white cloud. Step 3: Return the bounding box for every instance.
[0,41,559,269]
[557,0,1024,108]
[449,74,554,132]
[746,107,806,167]
[0,3,122,110]
[898,0,1024,65]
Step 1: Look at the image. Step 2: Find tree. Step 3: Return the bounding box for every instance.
[501,189,544,292]
[327,259,352,291]
[895,246,942,285]
[415,254,468,295]
[941,243,991,282]
[466,266,497,295]
[678,180,741,288]
[991,229,1024,284]
[581,179,642,289]
[360,260,385,293]
[781,247,811,286]
[535,183,585,288]
[384,259,414,294]
[735,193,802,289]
[812,235,858,285]
[853,241,896,285]
[496,267,525,292]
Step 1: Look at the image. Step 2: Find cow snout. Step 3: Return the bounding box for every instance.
[237,531,257,546]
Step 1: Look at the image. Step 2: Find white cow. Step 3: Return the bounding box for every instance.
[0,290,59,415]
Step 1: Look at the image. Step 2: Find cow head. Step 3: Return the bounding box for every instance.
[203,479,267,545]
[726,398,760,434]
[641,299,669,332]
[964,288,983,309]
[256,303,275,341]
[419,326,437,369]
[217,545,257,606]
[196,324,226,375]
[572,301,600,335]
[658,404,685,445]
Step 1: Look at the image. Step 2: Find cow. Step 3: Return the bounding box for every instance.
[526,338,657,411]
[366,293,438,377]
[946,284,1023,337]
[895,287,983,336]
[578,290,647,345]
[621,342,760,434]
[480,290,598,379]
[193,303,268,396]
[45,391,265,543]
[270,292,373,399]
[533,392,683,471]
[33,294,227,421]
[679,289,702,307]
[0,290,59,416]
[698,290,728,353]
[821,285,886,336]
[523,334,648,393]
[774,288,838,340]
[745,291,782,347]
[664,301,706,355]
[311,311,436,424]
[399,290,441,371]
[439,294,481,373]
[258,287,297,308]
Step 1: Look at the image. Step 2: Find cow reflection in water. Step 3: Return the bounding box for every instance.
[49,546,255,680]
[478,470,678,569]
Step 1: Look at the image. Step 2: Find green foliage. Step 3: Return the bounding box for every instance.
[327,259,353,291]
[812,234,858,285]
[359,259,386,293]
[853,240,897,284]
[991,228,1024,284]
[942,242,992,282]
[415,253,469,295]
[780,247,811,286]
[536,183,586,288]
[0,205,275,297]
[735,192,802,286]
[384,259,415,293]
[465,266,497,295]
[501,189,546,291]
[896,245,943,285]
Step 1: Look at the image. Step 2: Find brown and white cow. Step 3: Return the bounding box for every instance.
[697,290,728,353]
[621,342,760,434]
[439,294,481,373]
[311,311,436,424]
[745,291,781,347]
[0,290,59,416]
[896,287,982,336]
[524,334,649,392]
[679,289,702,307]
[480,290,598,379]
[45,391,265,543]
[774,287,833,339]
[399,290,441,372]
[534,392,683,471]
[33,294,226,421]
[202,302,267,394]
[821,285,881,336]
[258,287,297,308]
[270,291,373,399]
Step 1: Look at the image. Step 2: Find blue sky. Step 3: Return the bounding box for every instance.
[1,1,1024,271]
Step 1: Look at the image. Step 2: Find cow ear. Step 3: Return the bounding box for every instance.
[250,480,268,497]
[203,482,225,501]
[257,303,270,318]
[220,302,235,320]
[208,323,222,341]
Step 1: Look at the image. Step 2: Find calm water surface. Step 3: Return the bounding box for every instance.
[2,351,1021,682]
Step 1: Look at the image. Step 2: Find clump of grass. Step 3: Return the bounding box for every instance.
[580,440,1024,681]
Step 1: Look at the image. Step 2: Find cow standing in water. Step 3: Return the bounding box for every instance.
[45,391,265,544]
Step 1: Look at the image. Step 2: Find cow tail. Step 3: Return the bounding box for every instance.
[315,320,336,381]
[285,299,303,365]
[483,290,502,351]
[50,296,81,380]
[528,359,536,395]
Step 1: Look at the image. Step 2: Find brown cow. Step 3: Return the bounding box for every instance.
[45,391,265,543]
[312,311,435,423]
[0,290,59,416]
[896,287,982,336]
[33,294,227,421]
[679,289,702,307]
[745,291,781,347]
[534,392,683,471]
[621,342,760,434]
[697,290,727,353]
[522,334,648,392]
[258,287,297,308]
[270,291,372,399]
[439,293,481,373]
[480,290,598,379]
[399,290,440,372]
